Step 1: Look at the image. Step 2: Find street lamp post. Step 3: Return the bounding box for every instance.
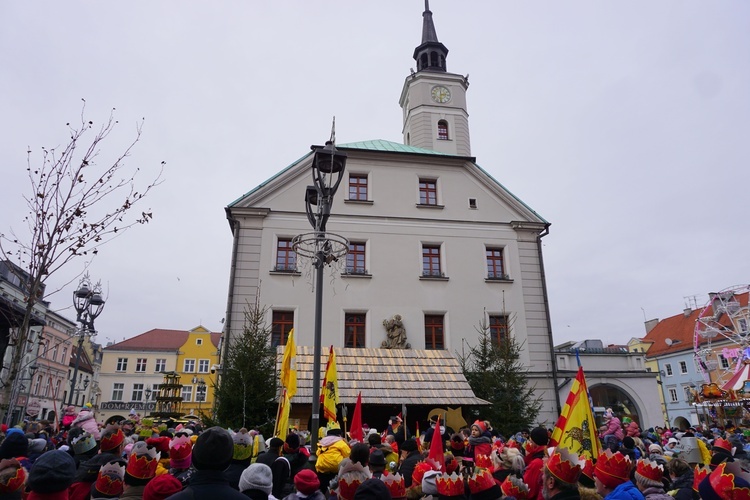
[67,274,105,407]
[293,128,348,453]
[19,364,38,420]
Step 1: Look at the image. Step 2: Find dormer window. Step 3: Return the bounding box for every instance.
[437,120,449,140]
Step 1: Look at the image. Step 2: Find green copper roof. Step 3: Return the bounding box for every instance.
[339,139,452,156]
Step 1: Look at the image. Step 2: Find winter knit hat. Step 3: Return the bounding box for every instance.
[27,449,76,493]
[239,463,273,495]
[28,439,47,454]
[192,426,234,471]
[142,473,182,500]
[284,433,300,453]
[0,432,28,460]
[529,427,549,447]
[294,468,321,495]
[354,478,392,500]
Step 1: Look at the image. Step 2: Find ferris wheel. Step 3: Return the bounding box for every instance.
[693,285,750,387]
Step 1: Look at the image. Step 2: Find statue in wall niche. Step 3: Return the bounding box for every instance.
[382,314,410,349]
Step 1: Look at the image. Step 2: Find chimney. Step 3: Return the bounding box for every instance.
[683,308,692,318]
[644,318,659,333]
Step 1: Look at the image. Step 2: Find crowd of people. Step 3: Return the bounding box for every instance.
[1,405,750,500]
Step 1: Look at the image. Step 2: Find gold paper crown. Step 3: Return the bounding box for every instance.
[0,464,27,494]
[500,476,529,500]
[474,454,493,471]
[126,442,161,480]
[436,472,465,497]
[694,465,711,492]
[635,458,664,483]
[381,473,407,499]
[706,462,750,500]
[546,447,582,485]
[467,469,495,494]
[95,462,126,497]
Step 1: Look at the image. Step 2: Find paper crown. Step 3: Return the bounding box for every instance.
[635,458,664,483]
[413,460,439,486]
[474,454,494,472]
[169,435,193,461]
[467,469,495,494]
[579,455,595,482]
[436,472,465,498]
[700,461,750,500]
[99,428,125,452]
[500,475,530,500]
[145,436,170,455]
[72,432,98,454]
[714,437,733,454]
[694,465,711,492]
[594,450,632,488]
[0,463,27,494]
[381,473,407,499]
[126,442,161,480]
[94,461,125,497]
[546,447,582,485]
[337,475,365,500]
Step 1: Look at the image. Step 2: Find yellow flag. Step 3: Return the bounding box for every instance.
[321,345,339,422]
[274,388,291,440]
[550,366,602,460]
[280,328,297,398]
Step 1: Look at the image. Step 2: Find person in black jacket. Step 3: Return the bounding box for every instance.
[165,427,246,500]
[256,438,284,467]
[666,459,698,500]
[395,439,422,488]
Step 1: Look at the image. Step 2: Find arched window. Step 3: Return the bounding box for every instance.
[437,120,449,140]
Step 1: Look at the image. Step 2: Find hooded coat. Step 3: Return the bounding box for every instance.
[72,409,101,440]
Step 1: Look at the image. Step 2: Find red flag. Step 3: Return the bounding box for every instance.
[349,392,364,442]
[428,415,446,471]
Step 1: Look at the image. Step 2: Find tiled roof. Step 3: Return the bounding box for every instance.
[643,292,749,358]
[276,346,489,406]
[105,329,189,352]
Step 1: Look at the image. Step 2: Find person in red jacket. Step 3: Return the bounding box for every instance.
[523,427,549,500]
[465,420,493,467]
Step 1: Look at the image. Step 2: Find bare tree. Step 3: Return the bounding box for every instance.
[0,101,164,416]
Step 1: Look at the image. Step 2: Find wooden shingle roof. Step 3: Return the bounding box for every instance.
[278,346,489,406]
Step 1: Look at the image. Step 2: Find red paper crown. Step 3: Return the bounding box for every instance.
[546,447,582,485]
[500,476,529,500]
[694,465,711,492]
[595,450,631,485]
[100,428,125,452]
[436,472,465,497]
[467,469,496,494]
[579,455,595,481]
[0,464,27,494]
[126,442,160,480]
[94,462,125,497]
[169,435,192,461]
[714,437,733,453]
[381,473,407,499]
[708,462,750,500]
[474,454,494,472]
[412,461,438,486]
[337,476,365,500]
[146,436,171,455]
[635,458,664,483]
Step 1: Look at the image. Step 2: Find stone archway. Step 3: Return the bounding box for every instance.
[673,416,690,430]
[589,383,643,426]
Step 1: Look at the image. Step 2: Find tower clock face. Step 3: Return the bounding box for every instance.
[431,85,451,103]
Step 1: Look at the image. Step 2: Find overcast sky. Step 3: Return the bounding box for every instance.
[2,1,748,348]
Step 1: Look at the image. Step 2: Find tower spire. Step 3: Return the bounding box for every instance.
[413,0,448,72]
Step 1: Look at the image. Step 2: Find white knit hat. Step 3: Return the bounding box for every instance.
[239,463,273,495]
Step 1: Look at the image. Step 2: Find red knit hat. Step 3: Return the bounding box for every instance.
[294,469,320,496]
[471,420,487,433]
[143,474,182,500]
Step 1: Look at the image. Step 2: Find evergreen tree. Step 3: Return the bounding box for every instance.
[459,310,542,438]
[214,294,277,433]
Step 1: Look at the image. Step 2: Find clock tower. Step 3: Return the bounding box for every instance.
[399,1,471,156]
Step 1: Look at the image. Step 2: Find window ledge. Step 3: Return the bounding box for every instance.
[269,270,301,276]
[341,272,372,279]
[485,277,514,284]
[420,275,449,281]
[416,203,444,209]
[344,199,374,205]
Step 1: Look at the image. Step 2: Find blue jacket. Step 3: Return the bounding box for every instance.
[605,481,645,500]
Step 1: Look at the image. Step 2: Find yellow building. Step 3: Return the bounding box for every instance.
[175,326,220,417]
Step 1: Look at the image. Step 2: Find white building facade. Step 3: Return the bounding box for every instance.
[223,4,561,425]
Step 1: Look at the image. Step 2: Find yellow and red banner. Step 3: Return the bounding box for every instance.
[550,366,601,460]
[274,388,291,440]
[321,345,339,422]
[280,329,297,399]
